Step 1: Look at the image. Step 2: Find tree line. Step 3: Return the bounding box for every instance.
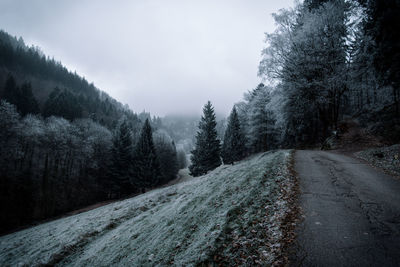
[0,96,184,234]
[189,100,268,177]
[190,0,400,176]
[0,29,145,129]
[246,0,399,148]
[0,27,191,234]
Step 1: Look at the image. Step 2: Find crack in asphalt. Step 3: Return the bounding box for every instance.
[290,150,400,267]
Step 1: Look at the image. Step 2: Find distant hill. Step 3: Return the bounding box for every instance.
[0,29,139,129]
[0,30,182,234]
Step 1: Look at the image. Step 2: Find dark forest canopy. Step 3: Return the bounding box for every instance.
[0,29,141,129]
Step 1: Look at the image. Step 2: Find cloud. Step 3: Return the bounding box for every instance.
[0,0,295,116]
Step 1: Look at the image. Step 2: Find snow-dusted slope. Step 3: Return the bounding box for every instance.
[0,150,293,266]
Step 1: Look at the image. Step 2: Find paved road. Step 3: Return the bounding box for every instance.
[291,150,400,267]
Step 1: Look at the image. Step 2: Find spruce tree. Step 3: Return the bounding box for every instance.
[2,76,39,116]
[110,117,134,196]
[19,82,39,115]
[189,101,221,176]
[221,107,246,164]
[134,119,161,189]
[2,75,19,107]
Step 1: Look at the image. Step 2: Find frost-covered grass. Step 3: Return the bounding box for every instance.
[0,150,293,266]
[355,144,400,177]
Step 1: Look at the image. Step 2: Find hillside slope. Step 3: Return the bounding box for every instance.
[0,30,140,128]
[0,150,295,266]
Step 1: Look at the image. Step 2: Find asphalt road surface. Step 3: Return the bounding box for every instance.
[291,150,400,267]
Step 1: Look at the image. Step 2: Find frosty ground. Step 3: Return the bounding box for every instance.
[0,150,296,266]
[355,144,400,177]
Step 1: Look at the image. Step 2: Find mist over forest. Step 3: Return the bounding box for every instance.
[0,0,399,265]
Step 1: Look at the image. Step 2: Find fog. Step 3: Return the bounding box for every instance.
[0,0,294,116]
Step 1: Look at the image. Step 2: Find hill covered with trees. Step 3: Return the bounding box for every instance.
[0,30,182,234]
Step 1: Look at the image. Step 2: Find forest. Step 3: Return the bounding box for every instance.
[1,0,399,236]
[236,0,399,150]
[189,0,399,179]
[0,31,188,233]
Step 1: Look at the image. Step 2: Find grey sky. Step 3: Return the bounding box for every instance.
[0,0,294,117]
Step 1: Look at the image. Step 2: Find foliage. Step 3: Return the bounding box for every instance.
[1,75,39,116]
[189,101,221,176]
[110,117,135,196]
[154,130,179,184]
[134,119,162,188]
[221,107,246,164]
[0,100,112,233]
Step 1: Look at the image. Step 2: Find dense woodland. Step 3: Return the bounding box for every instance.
[1,0,399,233]
[189,0,399,175]
[238,0,399,150]
[0,31,187,233]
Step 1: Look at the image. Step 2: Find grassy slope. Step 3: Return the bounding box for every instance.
[0,150,293,266]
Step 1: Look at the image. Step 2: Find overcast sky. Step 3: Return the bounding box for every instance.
[0,0,294,117]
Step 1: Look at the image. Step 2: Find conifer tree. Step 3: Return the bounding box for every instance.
[19,82,39,115]
[110,117,134,196]
[221,107,246,164]
[134,119,161,189]
[189,101,221,176]
[2,76,39,116]
[153,131,179,184]
[2,75,19,106]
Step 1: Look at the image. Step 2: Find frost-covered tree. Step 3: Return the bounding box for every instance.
[259,1,350,145]
[221,107,246,164]
[134,119,161,189]
[189,101,221,177]
[248,85,276,152]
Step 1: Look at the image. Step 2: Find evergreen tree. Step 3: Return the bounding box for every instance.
[154,131,179,184]
[2,75,19,106]
[2,76,39,116]
[189,101,221,176]
[110,117,134,196]
[19,82,40,115]
[43,87,83,120]
[134,119,161,189]
[221,107,246,164]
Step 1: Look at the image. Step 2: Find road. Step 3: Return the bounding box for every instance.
[291,150,400,267]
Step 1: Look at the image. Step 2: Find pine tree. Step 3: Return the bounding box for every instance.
[134,119,161,189]
[2,76,40,116]
[221,107,246,164]
[154,132,179,184]
[19,82,39,115]
[189,101,221,176]
[2,75,19,106]
[43,88,83,120]
[110,117,134,196]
